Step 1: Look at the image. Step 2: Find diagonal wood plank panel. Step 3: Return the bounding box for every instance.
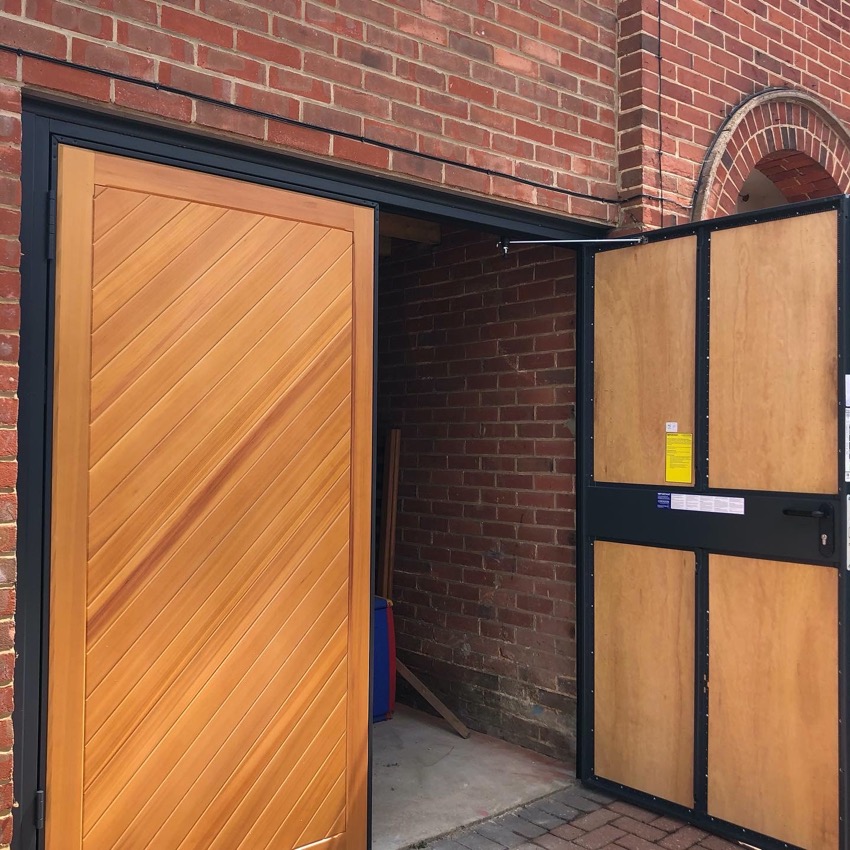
[92,195,190,282]
[202,659,349,849]
[84,418,352,742]
[92,188,146,241]
[85,469,352,788]
[47,147,373,850]
[91,209,262,349]
[84,362,353,693]
[87,296,352,571]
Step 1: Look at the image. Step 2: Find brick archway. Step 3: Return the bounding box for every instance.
[692,89,850,220]
[755,149,841,202]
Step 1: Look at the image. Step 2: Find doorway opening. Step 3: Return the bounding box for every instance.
[736,149,842,214]
[14,100,609,850]
[371,214,577,850]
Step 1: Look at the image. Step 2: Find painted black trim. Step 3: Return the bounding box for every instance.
[837,195,850,850]
[694,230,710,489]
[13,110,53,850]
[693,549,709,812]
[26,97,606,241]
[575,246,594,780]
[585,486,841,565]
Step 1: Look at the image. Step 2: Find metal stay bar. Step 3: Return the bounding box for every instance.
[498,236,645,254]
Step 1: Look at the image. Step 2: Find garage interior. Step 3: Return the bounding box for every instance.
[371,212,577,849]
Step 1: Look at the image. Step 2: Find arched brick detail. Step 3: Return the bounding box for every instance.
[755,150,841,201]
[692,89,850,220]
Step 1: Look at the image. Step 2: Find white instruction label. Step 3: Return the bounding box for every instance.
[665,422,678,433]
[845,375,850,403]
[670,493,745,515]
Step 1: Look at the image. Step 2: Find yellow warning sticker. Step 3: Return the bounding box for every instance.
[665,433,693,484]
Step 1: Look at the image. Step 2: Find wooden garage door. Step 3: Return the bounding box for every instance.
[46,146,373,850]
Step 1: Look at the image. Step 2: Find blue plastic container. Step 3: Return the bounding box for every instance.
[372,597,396,722]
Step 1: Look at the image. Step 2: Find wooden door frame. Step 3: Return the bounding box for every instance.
[14,99,604,850]
[576,196,850,850]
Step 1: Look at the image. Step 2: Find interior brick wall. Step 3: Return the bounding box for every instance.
[378,229,577,758]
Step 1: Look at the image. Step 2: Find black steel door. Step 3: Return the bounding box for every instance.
[578,199,850,850]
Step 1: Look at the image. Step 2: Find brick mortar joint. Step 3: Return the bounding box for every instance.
[3,72,619,219]
[7,3,615,44]
[0,11,617,100]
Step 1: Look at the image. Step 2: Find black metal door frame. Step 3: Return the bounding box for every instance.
[577,196,850,850]
[14,98,606,850]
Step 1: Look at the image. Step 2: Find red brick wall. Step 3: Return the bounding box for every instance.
[378,229,577,757]
[618,0,850,228]
[0,0,618,223]
[0,77,20,848]
[1,0,850,841]
[0,4,617,837]
[756,148,841,202]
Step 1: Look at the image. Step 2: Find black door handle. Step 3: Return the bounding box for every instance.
[782,504,833,557]
[782,508,826,518]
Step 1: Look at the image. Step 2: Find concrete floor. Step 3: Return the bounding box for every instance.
[371,705,573,850]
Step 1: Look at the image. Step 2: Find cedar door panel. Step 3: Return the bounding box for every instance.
[47,146,373,850]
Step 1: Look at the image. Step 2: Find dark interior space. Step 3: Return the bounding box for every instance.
[374,215,579,759]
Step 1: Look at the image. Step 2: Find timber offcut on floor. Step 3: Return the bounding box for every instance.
[371,705,573,850]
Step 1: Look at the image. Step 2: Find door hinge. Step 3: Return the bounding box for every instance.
[35,789,44,830]
[46,189,56,261]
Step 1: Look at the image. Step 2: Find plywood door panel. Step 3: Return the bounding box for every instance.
[47,146,373,850]
[708,212,838,493]
[708,555,838,850]
[593,237,697,485]
[594,541,695,807]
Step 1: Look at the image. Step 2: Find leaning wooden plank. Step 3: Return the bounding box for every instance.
[396,659,470,739]
[376,429,401,599]
[384,430,401,599]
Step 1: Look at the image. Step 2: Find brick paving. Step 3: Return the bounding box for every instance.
[420,785,739,850]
